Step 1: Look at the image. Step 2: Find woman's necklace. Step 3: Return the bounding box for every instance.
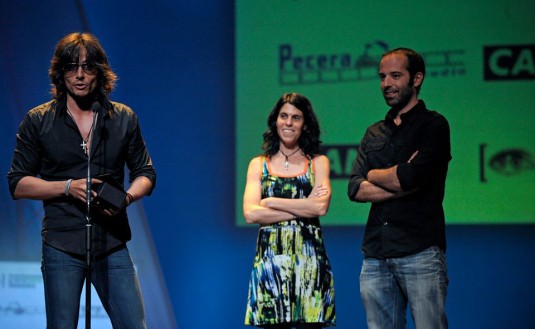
[66,107,94,155]
[279,148,301,170]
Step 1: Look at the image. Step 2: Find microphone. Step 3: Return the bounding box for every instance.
[91,101,100,113]
[84,100,100,329]
[86,102,99,210]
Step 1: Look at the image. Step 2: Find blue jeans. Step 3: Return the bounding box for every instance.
[41,243,146,329]
[360,246,448,329]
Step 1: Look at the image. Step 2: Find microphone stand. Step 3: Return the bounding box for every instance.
[85,105,99,329]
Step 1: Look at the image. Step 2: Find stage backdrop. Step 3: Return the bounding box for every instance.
[235,0,535,225]
[1,1,535,329]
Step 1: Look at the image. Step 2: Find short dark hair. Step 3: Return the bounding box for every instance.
[49,32,117,99]
[262,92,322,157]
[382,47,426,93]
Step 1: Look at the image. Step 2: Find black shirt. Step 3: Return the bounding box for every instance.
[7,100,156,256]
[348,100,451,258]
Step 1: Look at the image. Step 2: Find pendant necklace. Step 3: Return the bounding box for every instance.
[67,107,94,155]
[279,148,301,170]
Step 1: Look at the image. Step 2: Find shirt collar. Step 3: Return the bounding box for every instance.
[385,100,427,125]
[57,98,112,118]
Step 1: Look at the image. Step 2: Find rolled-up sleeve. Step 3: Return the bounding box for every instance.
[126,112,156,194]
[397,114,451,191]
[7,113,42,198]
[348,136,369,202]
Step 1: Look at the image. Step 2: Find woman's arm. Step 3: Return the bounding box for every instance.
[242,157,295,224]
[260,155,332,218]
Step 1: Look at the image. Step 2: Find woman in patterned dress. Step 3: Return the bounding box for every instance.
[243,93,336,328]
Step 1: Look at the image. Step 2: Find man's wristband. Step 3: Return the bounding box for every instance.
[64,179,73,196]
[126,192,135,206]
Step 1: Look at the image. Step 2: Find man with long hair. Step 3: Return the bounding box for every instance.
[8,32,156,329]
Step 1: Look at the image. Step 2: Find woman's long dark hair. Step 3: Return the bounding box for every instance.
[262,92,322,157]
[49,32,117,101]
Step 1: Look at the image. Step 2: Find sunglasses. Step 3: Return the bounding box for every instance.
[63,62,97,75]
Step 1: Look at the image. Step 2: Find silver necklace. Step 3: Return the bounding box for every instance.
[279,148,301,170]
[66,107,94,155]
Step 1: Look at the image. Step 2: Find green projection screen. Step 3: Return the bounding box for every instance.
[235,0,535,225]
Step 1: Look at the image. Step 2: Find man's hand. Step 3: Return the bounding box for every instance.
[67,178,102,203]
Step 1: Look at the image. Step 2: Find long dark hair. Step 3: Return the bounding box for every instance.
[262,92,322,157]
[49,32,117,101]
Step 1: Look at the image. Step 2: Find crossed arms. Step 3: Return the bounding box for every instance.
[351,151,418,203]
[243,155,331,225]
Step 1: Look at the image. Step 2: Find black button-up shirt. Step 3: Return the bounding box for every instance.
[8,100,156,256]
[348,100,451,258]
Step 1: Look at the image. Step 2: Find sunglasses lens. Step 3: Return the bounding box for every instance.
[64,63,78,73]
[81,63,97,74]
[64,63,97,75]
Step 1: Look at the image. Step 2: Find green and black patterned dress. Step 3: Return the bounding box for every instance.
[245,156,336,327]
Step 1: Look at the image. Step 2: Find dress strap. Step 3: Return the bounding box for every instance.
[307,155,315,186]
[307,155,313,172]
[262,156,269,176]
